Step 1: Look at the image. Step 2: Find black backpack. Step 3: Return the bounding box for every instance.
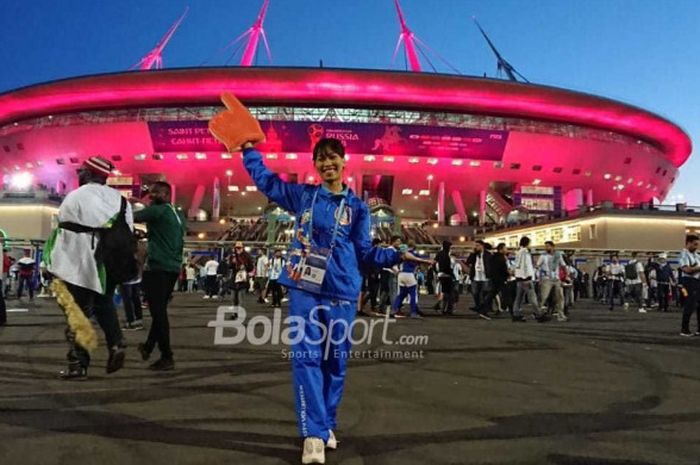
[60,197,138,284]
[624,261,639,280]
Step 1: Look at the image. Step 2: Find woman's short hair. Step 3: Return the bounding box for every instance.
[313,138,345,160]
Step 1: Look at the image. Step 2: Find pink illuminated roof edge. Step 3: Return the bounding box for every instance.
[0,67,692,167]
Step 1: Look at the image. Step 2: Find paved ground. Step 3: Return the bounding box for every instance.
[1,292,699,465]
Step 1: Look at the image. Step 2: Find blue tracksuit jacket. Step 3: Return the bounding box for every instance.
[243,148,401,300]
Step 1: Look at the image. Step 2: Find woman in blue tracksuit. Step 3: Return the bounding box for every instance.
[210,94,425,463]
[242,138,426,463]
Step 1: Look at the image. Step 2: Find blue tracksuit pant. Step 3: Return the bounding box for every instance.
[392,285,418,315]
[288,288,356,441]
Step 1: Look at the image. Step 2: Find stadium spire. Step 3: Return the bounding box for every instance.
[392,0,421,72]
[473,17,528,82]
[204,0,273,67]
[391,0,460,74]
[132,7,189,70]
[240,0,272,66]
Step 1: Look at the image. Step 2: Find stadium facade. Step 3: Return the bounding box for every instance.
[0,66,692,231]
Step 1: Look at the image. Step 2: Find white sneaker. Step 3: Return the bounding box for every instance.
[282,297,289,303]
[326,430,338,450]
[638,308,647,313]
[212,295,220,300]
[203,295,210,300]
[302,437,325,464]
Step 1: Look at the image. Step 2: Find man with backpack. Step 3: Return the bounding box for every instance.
[133,181,186,371]
[45,156,132,380]
[624,252,647,313]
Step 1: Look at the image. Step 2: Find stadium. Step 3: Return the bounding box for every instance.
[0,0,693,244]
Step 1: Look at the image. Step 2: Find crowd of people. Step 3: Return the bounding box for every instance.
[2,93,699,465]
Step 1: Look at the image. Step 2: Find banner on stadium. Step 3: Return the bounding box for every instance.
[149,120,509,160]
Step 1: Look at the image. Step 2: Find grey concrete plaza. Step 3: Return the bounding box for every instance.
[0,293,699,465]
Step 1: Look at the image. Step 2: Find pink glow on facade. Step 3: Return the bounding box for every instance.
[133,8,188,70]
[0,68,690,167]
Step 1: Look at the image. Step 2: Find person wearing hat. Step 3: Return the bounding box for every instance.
[656,252,675,313]
[209,94,428,465]
[44,156,130,380]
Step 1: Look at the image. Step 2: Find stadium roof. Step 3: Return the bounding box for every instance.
[0,67,691,167]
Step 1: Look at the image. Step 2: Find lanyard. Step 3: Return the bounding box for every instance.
[305,187,346,253]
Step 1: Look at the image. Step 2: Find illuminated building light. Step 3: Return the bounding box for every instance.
[532,179,542,185]
[627,178,634,184]
[112,170,121,176]
[364,155,376,162]
[400,209,405,214]
[427,158,438,165]
[585,171,592,177]
[307,176,315,183]
[25,162,33,169]
[225,169,233,176]
[219,218,227,225]
[221,152,233,159]
[347,177,354,183]
[241,191,247,196]
[197,232,206,239]
[266,153,278,159]
[134,154,146,161]
[195,152,207,160]
[176,153,188,160]
[603,173,612,180]
[227,185,239,192]
[383,156,395,163]
[245,185,258,192]
[257,206,262,211]
[459,236,466,242]
[427,174,434,180]
[285,153,298,160]
[472,211,478,217]
[408,157,420,164]
[432,223,439,228]
[402,188,413,195]
[10,172,32,190]
[451,159,463,166]
[614,175,622,181]
[413,195,419,200]
[469,160,481,167]
[637,181,644,187]
[418,189,430,196]
[35,160,43,166]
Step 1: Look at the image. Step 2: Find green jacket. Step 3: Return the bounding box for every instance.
[134,203,186,273]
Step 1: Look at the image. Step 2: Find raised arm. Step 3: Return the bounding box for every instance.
[242,147,305,214]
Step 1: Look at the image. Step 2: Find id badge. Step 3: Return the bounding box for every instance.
[290,246,330,294]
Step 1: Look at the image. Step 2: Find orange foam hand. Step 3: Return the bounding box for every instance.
[208,93,265,152]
